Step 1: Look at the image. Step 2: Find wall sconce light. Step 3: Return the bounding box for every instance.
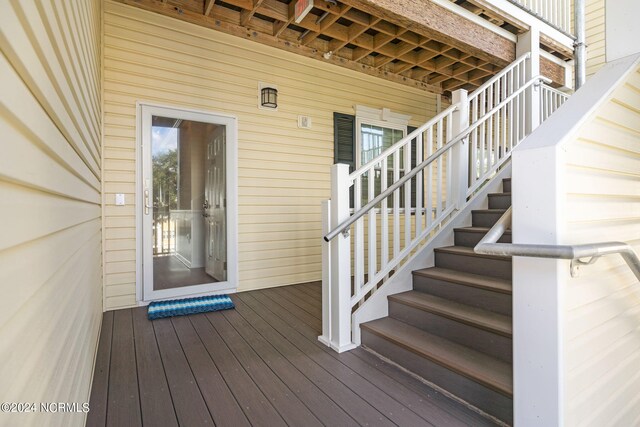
[260,85,278,109]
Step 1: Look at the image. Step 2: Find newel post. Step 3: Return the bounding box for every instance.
[451,89,469,209]
[329,163,354,352]
[517,27,542,134]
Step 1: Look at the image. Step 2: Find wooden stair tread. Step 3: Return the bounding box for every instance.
[361,317,513,397]
[488,192,511,196]
[413,267,512,294]
[389,291,512,336]
[434,245,512,261]
[454,226,512,235]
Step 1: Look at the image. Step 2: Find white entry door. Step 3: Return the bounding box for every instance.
[205,126,227,281]
[139,104,237,302]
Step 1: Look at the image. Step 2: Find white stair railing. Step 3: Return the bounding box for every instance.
[541,83,570,121]
[320,53,570,352]
[467,54,529,196]
[512,0,572,34]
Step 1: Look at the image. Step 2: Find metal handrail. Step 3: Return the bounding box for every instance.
[323,75,548,242]
[475,207,640,281]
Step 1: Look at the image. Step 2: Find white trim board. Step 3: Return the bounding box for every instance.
[353,105,411,124]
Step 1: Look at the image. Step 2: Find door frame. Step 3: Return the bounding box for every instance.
[135,102,238,304]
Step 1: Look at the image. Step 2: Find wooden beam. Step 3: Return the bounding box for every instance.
[302,7,349,46]
[240,0,266,27]
[338,0,515,67]
[204,0,216,16]
[113,0,443,94]
[273,1,296,37]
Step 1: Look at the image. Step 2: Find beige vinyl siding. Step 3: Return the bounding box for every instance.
[102,1,437,309]
[0,1,102,426]
[563,68,640,426]
[586,0,606,77]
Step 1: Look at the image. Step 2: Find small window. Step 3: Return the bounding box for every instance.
[359,123,405,169]
[333,109,417,209]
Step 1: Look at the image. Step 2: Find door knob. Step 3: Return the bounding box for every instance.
[202,199,210,218]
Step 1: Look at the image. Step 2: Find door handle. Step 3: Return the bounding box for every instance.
[144,189,152,215]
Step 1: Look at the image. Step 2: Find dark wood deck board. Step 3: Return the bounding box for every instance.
[237,292,399,426]
[86,311,113,427]
[170,316,250,427]
[271,286,322,319]
[247,288,493,426]
[152,318,214,426]
[132,309,178,427]
[107,310,142,427]
[205,310,323,427]
[221,305,358,426]
[262,288,321,330]
[189,314,286,427]
[293,280,322,298]
[245,291,436,427]
[89,284,499,426]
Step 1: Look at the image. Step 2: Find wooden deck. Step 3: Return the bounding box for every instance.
[87,283,497,426]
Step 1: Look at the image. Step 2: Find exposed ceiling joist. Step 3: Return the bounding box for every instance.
[117,0,569,94]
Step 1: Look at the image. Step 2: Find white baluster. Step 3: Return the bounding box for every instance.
[367,167,376,291]
[403,143,411,249]
[381,158,389,274]
[426,128,433,227]
[393,152,400,258]
[354,177,364,295]
[415,132,423,236]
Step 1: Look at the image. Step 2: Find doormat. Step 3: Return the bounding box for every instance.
[148,295,234,320]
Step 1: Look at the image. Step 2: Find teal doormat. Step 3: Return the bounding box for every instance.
[148,295,234,320]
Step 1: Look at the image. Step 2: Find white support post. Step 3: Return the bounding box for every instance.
[329,164,356,353]
[517,27,541,134]
[451,89,469,209]
[318,199,331,347]
[512,133,565,427]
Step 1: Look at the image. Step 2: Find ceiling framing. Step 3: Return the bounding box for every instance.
[117,0,569,94]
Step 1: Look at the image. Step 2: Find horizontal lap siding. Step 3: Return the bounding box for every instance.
[102,1,437,307]
[586,0,606,77]
[0,1,102,426]
[563,69,640,426]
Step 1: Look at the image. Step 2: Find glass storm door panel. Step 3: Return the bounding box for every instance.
[140,105,236,302]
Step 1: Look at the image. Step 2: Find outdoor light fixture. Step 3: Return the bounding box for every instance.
[260,86,278,109]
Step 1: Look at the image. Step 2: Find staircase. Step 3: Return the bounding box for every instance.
[361,177,513,424]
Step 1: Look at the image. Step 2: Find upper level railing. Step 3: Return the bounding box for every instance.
[320,51,572,351]
[511,0,573,35]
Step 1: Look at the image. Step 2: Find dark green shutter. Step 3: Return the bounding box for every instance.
[333,112,356,172]
[333,112,355,206]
